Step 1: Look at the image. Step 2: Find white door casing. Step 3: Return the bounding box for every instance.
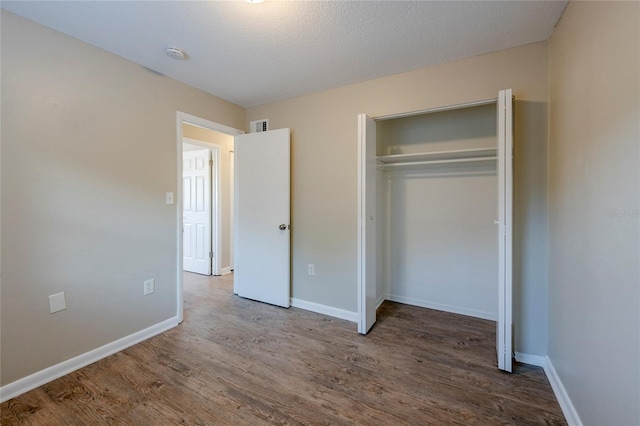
[229,150,235,270]
[183,149,212,275]
[356,89,514,371]
[234,128,291,308]
[497,88,514,372]
[357,114,377,334]
[176,112,245,323]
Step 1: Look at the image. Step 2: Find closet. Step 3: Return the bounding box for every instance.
[357,89,513,371]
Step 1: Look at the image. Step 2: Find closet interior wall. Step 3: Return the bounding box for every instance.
[376,103,499,320]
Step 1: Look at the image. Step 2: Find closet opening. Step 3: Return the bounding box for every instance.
[357,90,513,371]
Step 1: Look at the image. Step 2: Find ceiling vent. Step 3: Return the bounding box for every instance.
[250,119,269,133]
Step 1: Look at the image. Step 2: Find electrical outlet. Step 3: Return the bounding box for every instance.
[165,192,174,205]
[49,292,66,314]
[308,264,315,276]
[144,279,155,295]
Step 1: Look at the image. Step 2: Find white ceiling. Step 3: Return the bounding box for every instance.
[1,1,567,108]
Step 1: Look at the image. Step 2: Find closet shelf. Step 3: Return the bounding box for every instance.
[377,147,497,168]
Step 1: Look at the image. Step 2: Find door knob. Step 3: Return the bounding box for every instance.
[279,224,287,230]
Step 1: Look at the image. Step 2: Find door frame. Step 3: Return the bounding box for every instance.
[356,92,513,371]
[229,151,235,269]
[176,111,244,323]
[182,139,219,276]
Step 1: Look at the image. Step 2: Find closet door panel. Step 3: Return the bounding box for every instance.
[497,88,514,372]
[358,114,377,334]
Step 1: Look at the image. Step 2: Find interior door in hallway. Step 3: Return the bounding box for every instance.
[183,149,212,275]
[234,128,290,307]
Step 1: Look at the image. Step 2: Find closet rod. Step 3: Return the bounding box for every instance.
[374,98,498,121]
[380,156,497,168]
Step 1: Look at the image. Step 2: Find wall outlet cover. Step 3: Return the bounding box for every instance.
[144,279,155,295]
[49,292,66,313]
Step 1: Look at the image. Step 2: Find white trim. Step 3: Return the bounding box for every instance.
[0,316,179,403]
[176,115,185,322]
[514,352,546,367]
[212,145,221,276]
[232,144,238,294]
[544,356,583,426]
[357,114,365,332]
[179,112,244,136]
[220,266,233,275]
[229,151,235,270]
[386,294,497,321]
[290,298,358,323]
[375,293,386,310]
[176,111,244,323]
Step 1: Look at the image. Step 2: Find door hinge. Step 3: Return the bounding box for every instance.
[209,159,213,166]
[210,252,213,258]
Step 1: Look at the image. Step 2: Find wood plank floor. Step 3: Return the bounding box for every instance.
[2,273,566,425]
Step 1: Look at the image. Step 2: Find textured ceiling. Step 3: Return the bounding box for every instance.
[1,1,567,108]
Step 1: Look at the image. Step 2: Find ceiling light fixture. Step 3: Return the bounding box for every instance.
[165,47,187,60]
[245,0,265,3]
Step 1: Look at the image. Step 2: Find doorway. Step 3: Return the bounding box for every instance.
[182,140,218,276]
[176,112,244,322]
[356,89,514,372]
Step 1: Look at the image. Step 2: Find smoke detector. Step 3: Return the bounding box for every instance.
[165,47,187,60]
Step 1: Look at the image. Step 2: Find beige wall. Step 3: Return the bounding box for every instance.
[4,5,638,421]
[0,11,244,385]
[548,2,639,425]
[182,125,235,270]
[247,42,550,356]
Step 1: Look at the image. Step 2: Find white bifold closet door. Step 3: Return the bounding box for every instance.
[497,88,513,372]
[357,114,377,334]
[357,88,513,372]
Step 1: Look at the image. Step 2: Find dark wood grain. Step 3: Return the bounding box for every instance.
[1,273,566,425]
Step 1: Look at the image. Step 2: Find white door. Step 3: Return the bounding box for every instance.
[183,149,212,275]
[357,114,377,334]
[234,128,290,307]
[497,88,514,372]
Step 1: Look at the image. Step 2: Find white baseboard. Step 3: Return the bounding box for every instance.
[220,266,233,275]
[386,294,497,321]
[0,316,180,403]
[290,298,358,323]
[543,356,583,426]
[514,352,546,367]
